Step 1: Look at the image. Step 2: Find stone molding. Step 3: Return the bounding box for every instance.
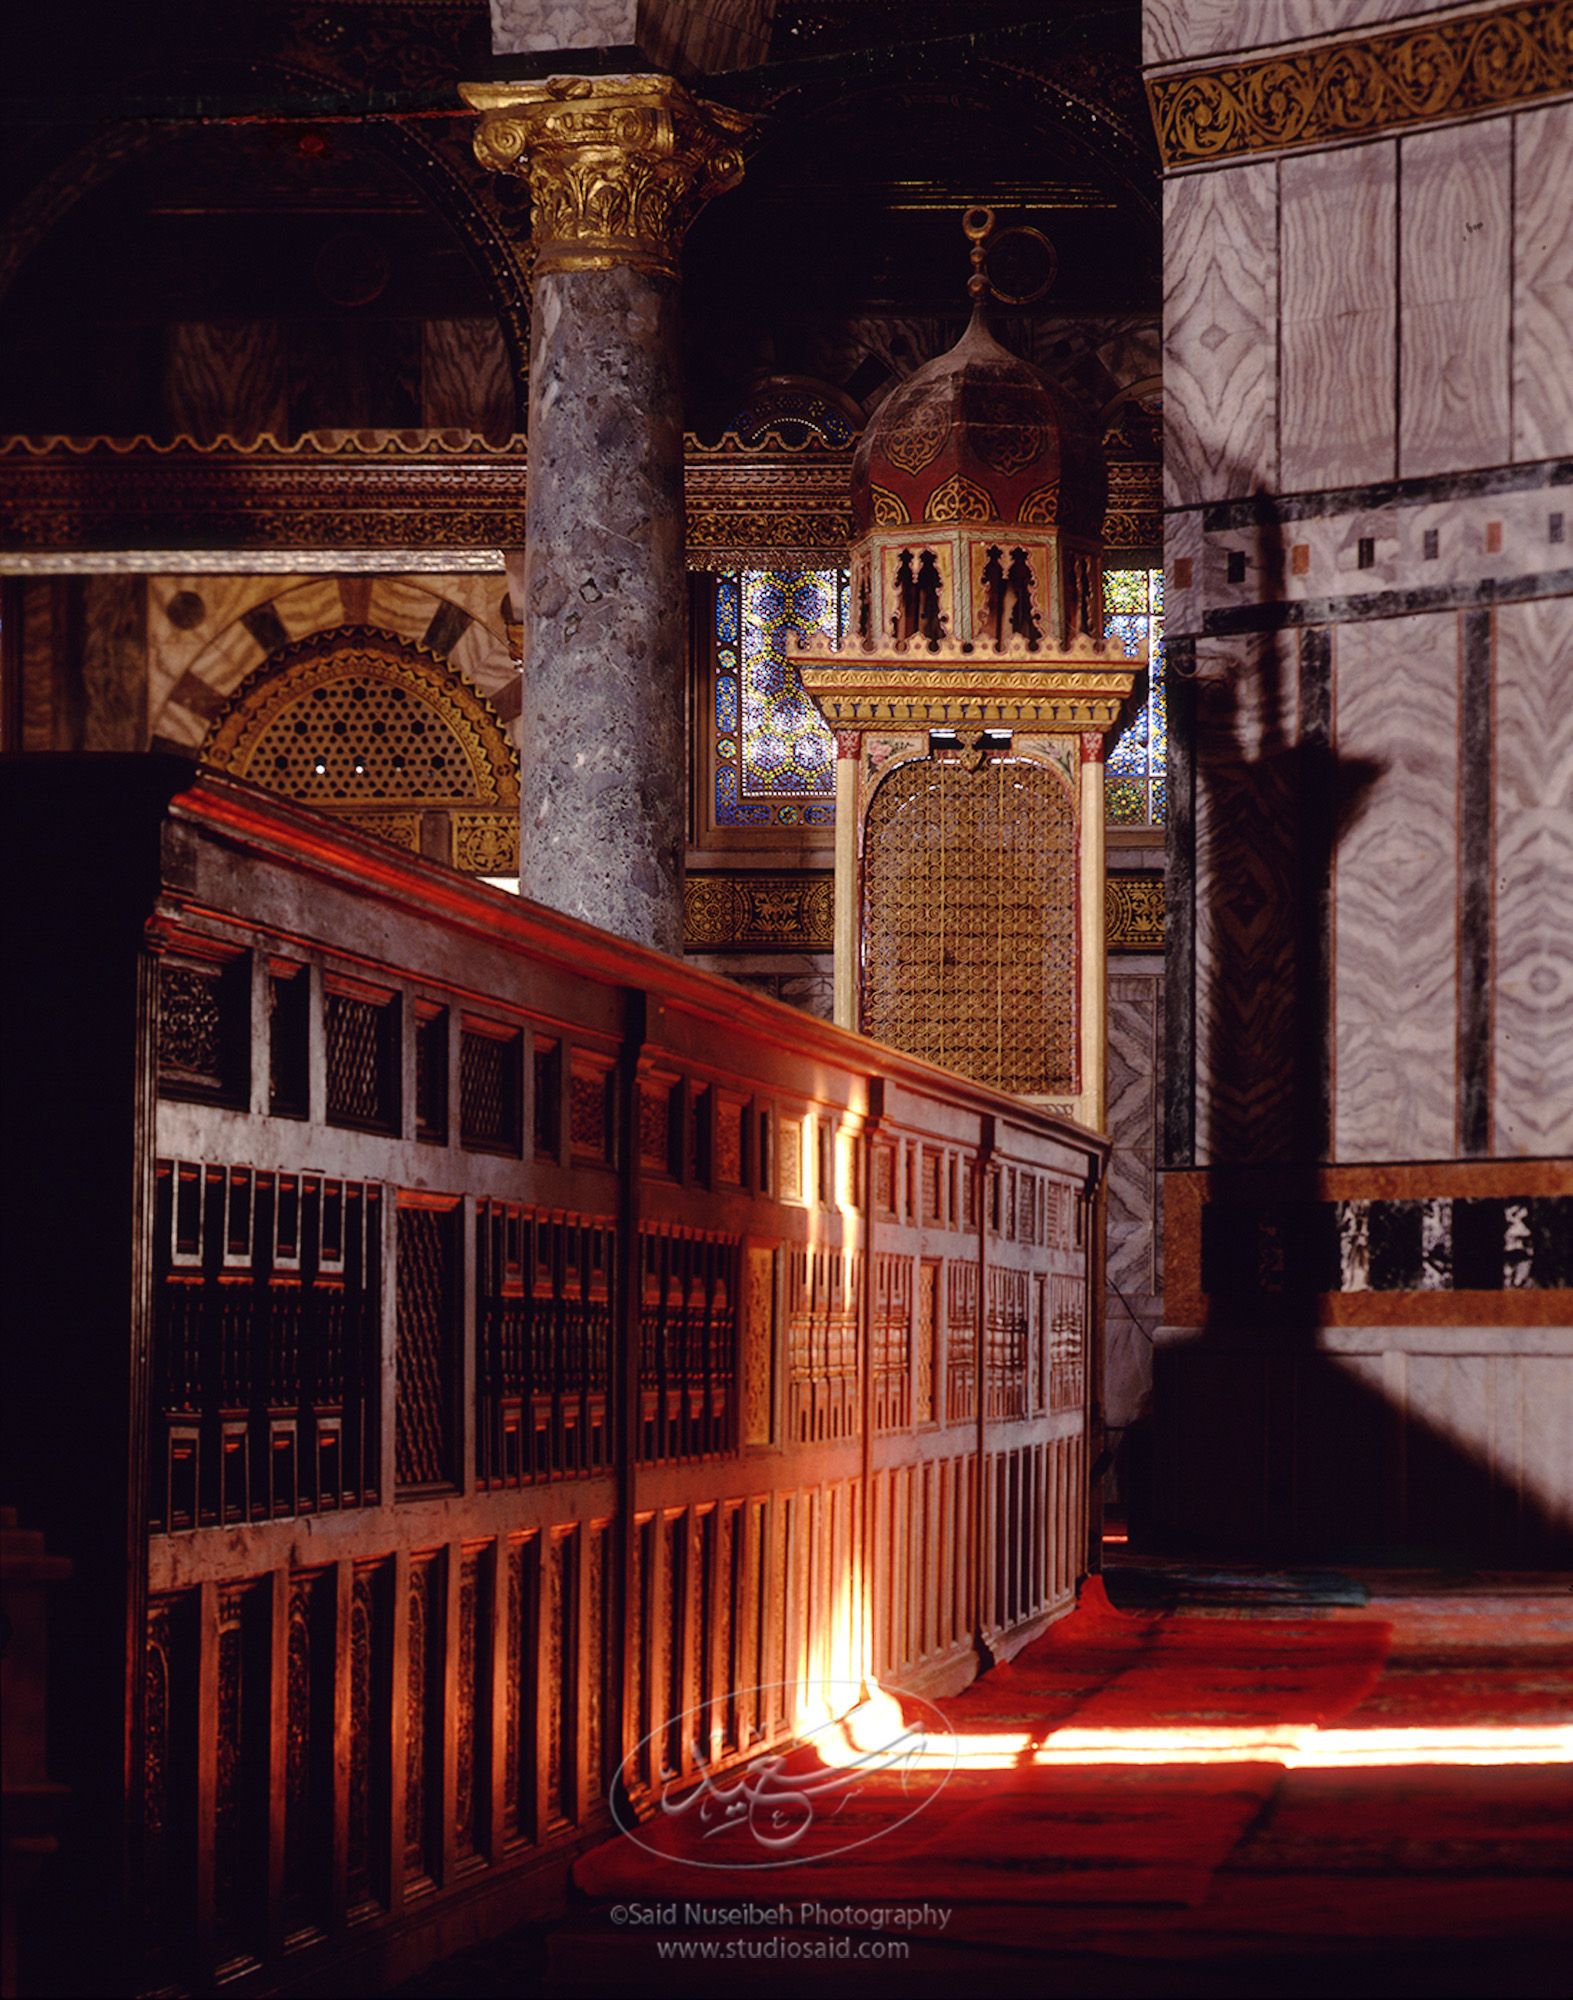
[461,72,748,279]
[1147,0,1573,169]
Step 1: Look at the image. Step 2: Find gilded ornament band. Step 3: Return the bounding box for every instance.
[685,870,1165,953]
[1147,0,1573,169]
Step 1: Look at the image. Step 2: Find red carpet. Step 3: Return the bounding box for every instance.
[402,1571,1572,1997]
[574,1582,1394,1914]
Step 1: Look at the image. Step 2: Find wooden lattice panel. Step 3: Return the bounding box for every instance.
[861,755,1077,1095]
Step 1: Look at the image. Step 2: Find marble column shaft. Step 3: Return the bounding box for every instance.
[517,264,686,952]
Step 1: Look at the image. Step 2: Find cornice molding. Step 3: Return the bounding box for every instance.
[795,653,1142,733]
[0,429,1158,567]
[1146,0,1573,170]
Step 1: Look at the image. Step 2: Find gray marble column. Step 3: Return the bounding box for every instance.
[465,73,746,954]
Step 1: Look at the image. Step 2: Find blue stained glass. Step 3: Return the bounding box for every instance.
[709,566,843,830]
[1107,715,1148,774]
[1150,774,1168,821]
[738,569,837,798]
[1149,638,1167,762]
[1102,564,1165,827]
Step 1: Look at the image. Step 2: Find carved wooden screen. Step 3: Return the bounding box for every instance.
[861,754,1077,1095]
[201,624,520,875]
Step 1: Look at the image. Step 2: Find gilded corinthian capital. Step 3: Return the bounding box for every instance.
[460,73,748,281]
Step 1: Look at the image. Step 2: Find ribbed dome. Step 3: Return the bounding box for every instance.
[851,310,1105,540]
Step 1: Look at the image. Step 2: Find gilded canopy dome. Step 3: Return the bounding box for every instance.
[850,308,1106,542]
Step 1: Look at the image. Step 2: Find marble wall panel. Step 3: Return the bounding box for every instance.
[1193,632,1304,1164]
[1107,971,1164,1432]
[1154,1327,1573,1560]
[77,579,148,750]
[17,579,151,751]
[1281,144,1397,492]
[1512,102,1573,464]
[489,0,773,68]
[421,319,515,440]
[1493,597,1573,1154]
[490,0,636,51]
[18,580,59,752]
[273,579,345,643]
[1144,0,1476,67]
[449,619,515,704]
[1109,972,1163,1301]
[161,321,288,441]
[1331,613,1458,1160]
[1399,122,1511,479]
[705,955,834,1020]
[1163,164,1278,505]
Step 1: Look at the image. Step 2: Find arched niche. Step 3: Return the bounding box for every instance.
[201,624,519,876]
[860,752,1078,1096]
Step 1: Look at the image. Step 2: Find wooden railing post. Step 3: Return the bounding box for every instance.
[973,1115,995,1660]
[612,986,647,1805]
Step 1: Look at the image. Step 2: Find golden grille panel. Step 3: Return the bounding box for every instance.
[861,756,1077,1095]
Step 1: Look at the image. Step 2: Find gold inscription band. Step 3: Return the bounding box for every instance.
[1147,0,1573,169]
[460,73,749,280]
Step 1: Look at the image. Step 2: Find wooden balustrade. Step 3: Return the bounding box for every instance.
[0,758,1107,1997]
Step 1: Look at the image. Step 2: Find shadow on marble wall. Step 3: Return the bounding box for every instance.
[1146,478,1571,1563]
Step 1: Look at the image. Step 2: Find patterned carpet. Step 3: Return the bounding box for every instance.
[401,1567,1573,1999]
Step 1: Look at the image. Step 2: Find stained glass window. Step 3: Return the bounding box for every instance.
[1103,566,1166,827]
[712,569,844,827]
